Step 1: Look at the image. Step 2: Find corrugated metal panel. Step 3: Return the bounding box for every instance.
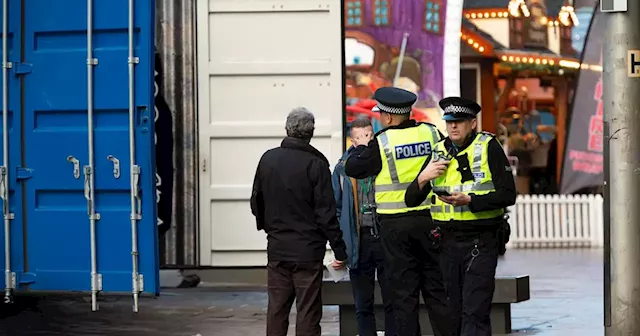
[195,0,344,266]
[155,0,199,267]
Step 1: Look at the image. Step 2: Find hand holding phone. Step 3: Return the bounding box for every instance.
[433,189,451,197]
[438,192,472,206]
[351,127,373,147]
[418,159,450,184]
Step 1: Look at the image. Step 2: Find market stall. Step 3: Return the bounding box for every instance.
[459,0,581,194]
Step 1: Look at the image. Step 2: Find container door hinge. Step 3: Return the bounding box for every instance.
[17,272,36,285]
[91,273,103,291]
[6,272,15,289]
[10,62,32,75]
[135,274,144,293]
[15,167,34,180]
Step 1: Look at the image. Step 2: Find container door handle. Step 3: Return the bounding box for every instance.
[107,155,120,179]
[67,156,80,179]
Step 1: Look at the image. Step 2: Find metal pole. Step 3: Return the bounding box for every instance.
[1,0,14,304]
[604,1,640,333]
[392,32,409,87]
[86,0,101,312]
[603,113,611,328]
[128,0,142,313]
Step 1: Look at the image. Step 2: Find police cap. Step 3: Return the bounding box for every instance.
[373,87,417,115]
[439,96,482,121]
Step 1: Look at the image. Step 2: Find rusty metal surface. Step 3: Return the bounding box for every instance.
[155,0,199,267]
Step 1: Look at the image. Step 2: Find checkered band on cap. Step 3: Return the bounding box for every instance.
[443,105,475,116]
[376,102,412,114]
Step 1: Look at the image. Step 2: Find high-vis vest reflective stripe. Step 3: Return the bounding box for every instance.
[375,124,440,214]
[430,132,505,221]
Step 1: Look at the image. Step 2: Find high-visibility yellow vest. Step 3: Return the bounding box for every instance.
[375,123,441,214]
[430,132,505,221]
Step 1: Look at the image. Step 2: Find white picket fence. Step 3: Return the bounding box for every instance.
[506,194,604,248]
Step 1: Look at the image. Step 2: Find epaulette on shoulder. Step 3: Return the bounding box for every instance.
[416,121,439,129]
[480,131,496,138]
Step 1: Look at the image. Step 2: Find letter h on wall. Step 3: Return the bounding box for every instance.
[627,50,640,77]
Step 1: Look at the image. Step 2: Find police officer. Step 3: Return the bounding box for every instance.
[345,87,454,336]
[404,97,517,336]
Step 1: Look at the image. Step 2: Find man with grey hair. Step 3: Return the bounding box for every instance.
[251,107,348,336]
[284,107,316,139]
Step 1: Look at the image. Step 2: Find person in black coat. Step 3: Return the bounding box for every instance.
[250,107,348,336]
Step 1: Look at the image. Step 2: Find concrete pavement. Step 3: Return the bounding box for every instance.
[0,248,604,335]
[497,249,603,335]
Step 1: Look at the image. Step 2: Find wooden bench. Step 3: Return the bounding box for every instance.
[322,275,530,335]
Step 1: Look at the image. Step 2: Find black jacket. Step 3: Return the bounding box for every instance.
[251,137,348,262]
[404,132,517,232]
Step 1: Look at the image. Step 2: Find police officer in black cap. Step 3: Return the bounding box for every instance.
[404,97,517,335]
[345,87,454,336]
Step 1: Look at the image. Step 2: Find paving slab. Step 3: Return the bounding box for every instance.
[0,248,604,335]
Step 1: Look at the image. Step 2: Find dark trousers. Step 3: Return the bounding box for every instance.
[379,215,455,336]
[349,228,396,336]
[266,261,324,336]
[441,229,499,336]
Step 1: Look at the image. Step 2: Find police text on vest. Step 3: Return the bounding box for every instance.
[473,172,486,180]
[394,142,432,160]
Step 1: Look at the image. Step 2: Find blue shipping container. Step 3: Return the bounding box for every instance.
[0,0,160,305]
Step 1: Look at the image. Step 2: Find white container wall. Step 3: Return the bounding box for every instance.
[195,0,345,267]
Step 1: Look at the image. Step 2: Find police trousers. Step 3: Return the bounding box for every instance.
[441,228,499,336]
[379,215,455,336]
